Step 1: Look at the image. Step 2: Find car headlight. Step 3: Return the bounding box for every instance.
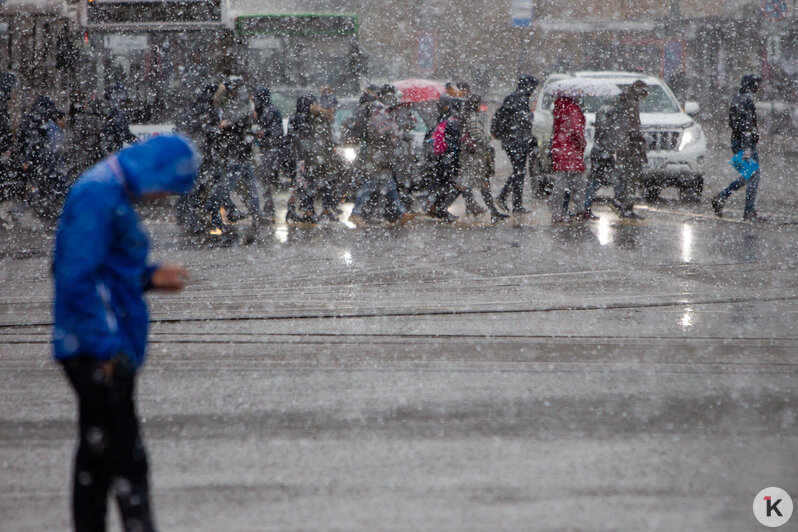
[342,146,358,162]
[678,125,702,151]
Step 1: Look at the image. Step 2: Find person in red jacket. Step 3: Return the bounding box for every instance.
[549,92,586,223]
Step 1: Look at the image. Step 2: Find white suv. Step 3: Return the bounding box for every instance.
[531,71,707,202]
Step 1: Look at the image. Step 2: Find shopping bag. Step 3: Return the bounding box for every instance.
[729,150,759,181]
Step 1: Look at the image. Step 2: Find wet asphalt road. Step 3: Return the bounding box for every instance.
[1,139,798,531]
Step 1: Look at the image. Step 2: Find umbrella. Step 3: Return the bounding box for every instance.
[545,78,621,98]
[393,79,446,103]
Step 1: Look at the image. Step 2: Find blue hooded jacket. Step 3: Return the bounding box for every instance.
[52,135,198,369]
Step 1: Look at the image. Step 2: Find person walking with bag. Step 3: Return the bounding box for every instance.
[711,74,764,221]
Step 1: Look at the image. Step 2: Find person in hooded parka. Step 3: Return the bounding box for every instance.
[0,73,18,201]
[17,95,69,220]
[205,77,262,231]
[99,83,137,156]
[253,87,283,222]
[52,135,198,532]
[175,84,220,230]
[711,74,765,222]
[611,80,648,219]
[492,75,538,213]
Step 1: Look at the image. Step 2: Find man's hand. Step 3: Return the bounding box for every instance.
[101,360,115,381]
[151,265,189,292]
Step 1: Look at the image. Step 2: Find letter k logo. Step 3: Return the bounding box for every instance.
[754,488,792,527]
[765,496,784,518]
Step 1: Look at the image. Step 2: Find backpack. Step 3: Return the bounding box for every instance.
[490,104,511,140]
[345,103,372,142]
[432,119,448,156]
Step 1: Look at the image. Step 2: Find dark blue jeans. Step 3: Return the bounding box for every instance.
[351,171,405,220]
[719,144,759,214]
[206,163,260,227]
[583,157,614,212]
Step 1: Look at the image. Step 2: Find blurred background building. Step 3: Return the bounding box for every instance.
[233,0,798,114]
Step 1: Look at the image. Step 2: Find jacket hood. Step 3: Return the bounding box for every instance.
[740,74,762,94]
[255,87,271,113]
[117,134,199,197]
[517,75,538,94]
[32,95,63,123]
[0,72,16,96]
[295,94,316,115]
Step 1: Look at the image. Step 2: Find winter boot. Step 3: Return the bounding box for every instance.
[481,186,509,222]
[711,196,725,218]
[463,189,486,216]
[743,210,766,222]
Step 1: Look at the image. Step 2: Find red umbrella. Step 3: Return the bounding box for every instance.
[393,78,446,103]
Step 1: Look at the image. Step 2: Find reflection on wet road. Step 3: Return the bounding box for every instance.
[1,194,797,530]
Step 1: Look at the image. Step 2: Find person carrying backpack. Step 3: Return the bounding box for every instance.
[348,86,409,225]
[457,94,509,222]
[491,75,538,213]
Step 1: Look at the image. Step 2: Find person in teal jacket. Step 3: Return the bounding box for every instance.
[52,134,198,532]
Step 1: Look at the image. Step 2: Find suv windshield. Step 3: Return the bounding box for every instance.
[617,83,680,113]
[541,81,681,114]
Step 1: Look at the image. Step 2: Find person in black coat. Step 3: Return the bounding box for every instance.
[0,73,18,201]
[427,97,464,222]
[67,93,106,179]
[285,94,317,222]
[205,77,261,231]
[17,95,68,220]
[0,73,15,156]
[492,75,538,213]
[712,74,764,221]
[175,84,219,230]
[100,83,137,156]
[254,87,283,221]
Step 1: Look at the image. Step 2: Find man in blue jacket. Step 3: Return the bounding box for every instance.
[52,134,198,532]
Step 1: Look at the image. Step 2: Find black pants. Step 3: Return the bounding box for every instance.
[430,156,460,213]
[61,356,156,532]
[499,143,529,210]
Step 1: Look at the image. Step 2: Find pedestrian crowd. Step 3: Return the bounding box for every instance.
[0,72,766,232]
[40,70,768,532]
